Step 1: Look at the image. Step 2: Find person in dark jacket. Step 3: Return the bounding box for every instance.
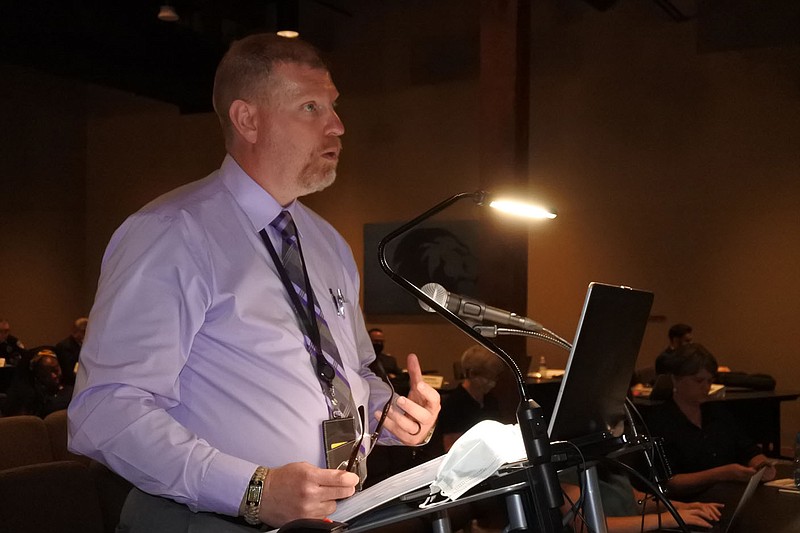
[4,347,73,418]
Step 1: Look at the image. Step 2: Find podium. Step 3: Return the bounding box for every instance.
[344,463,609,533]
[345,475,535,533]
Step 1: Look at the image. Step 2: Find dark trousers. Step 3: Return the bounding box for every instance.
[117,488,256,533]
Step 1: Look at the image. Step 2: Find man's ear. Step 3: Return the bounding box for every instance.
[229,99,258,144]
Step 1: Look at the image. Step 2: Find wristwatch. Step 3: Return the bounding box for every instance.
[244,466,268,525]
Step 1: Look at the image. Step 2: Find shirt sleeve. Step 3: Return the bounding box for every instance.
[67,211,256,515]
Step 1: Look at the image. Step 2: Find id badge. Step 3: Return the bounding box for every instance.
[322,416,356,471]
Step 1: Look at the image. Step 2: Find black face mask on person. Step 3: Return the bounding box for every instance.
[372,342,384,355]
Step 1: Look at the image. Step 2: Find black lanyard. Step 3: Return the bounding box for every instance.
[259,227,336,386]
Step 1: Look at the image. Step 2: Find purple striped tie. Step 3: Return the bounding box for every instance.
[270,210,356,419]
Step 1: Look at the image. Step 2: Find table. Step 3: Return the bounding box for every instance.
[658,463,800,532]
[633,390,800,458]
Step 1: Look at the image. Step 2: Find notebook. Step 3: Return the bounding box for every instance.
[662,463,768,533]
[547,282,654,445]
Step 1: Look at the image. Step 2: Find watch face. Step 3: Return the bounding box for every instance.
[247,483,262,505]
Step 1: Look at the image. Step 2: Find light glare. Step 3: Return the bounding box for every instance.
[489,199,557,219]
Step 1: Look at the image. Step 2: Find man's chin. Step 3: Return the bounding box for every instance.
[298,169,337,196]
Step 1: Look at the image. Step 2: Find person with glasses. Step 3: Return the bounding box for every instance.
[67,34,440,532]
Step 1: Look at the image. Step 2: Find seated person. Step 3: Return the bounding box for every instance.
[560,464,723,532]
[54,316,88,386]
[3,347,73,418]
[422,344,505,459]
[0,318,25,367]
[654,323,693,376]
[644,343,776,496]
[632,324,694,388]
[367,327,401,378]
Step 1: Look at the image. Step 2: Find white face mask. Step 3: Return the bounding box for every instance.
[421,420,527,507]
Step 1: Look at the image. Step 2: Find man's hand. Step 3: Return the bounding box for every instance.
[376,353,440,445]
[661,507,721,529]
[259,462,359,526]
[750,454,777,482]
[675,501,724,521]
[718,463,758,482]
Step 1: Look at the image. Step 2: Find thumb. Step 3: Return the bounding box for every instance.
[406,353,422,387]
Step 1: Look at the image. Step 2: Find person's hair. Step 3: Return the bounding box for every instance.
[669,342,718,377]
[29,347,58,371]
[74,317,88,330]
[667,323,692,341]
[212,33,329,145]
[461,345,505,380]
[368,328,383,335]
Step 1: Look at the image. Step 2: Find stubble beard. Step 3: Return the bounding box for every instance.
[296,156,338,196]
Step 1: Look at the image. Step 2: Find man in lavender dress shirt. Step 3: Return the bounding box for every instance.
[68,34,440,531]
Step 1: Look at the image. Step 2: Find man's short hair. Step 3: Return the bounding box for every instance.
[667,323,692,341]
[461,345,505,380]
[212,33,329,144]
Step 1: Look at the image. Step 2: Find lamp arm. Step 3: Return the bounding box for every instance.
[377,190,527,401]
[378,190,565,533]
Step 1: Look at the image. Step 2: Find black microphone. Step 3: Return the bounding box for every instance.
[419,283,543,332]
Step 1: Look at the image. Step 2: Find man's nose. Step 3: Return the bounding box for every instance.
[326,110,345,136]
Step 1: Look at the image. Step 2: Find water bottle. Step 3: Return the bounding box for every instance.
[538,355,548,377]
[794,431,800,489]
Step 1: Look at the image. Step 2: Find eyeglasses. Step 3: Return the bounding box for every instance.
[343,362,396,478]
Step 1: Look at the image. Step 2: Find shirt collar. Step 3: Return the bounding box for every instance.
[219,154,302,234]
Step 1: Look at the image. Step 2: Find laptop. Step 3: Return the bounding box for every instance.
[547,282,654,445]
[661,464,768,532]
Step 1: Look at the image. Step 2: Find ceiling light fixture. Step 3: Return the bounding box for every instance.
[157,4,179,23]
[276,0,300,38]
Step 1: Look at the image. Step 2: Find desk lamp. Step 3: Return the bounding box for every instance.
[378,190,563,533]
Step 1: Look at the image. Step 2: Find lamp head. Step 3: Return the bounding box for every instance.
[481,193,557,220]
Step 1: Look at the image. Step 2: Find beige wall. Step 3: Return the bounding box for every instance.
[2,1,798,450]
[525,3,800,452]
[0,65,88,346]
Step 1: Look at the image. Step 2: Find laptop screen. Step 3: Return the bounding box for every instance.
[547,282,654,443]
[723,463,768,532]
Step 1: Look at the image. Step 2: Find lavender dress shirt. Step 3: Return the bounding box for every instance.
[68,155,393,516]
